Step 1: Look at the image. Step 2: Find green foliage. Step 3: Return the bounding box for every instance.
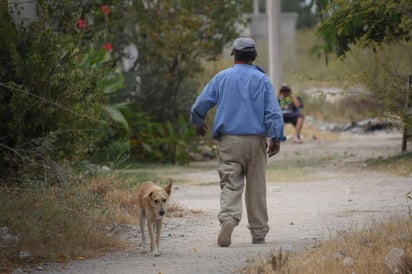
[103,0,253,163]
[0,1,124,182]
[332,40,412,143]
[310,1,412,151]
[0,0,258,176]
[124,104,196,165]
[124,0,252,123]
[314,0,412,57]
[159,114,197,165]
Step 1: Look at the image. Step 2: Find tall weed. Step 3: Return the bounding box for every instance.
[0,180,124,273]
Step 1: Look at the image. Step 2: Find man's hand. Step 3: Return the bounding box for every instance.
[196,124,208,136]
[268,140,280,157]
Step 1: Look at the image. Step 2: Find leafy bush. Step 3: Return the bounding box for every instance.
[0,1,123,183]
[123,103,196,165]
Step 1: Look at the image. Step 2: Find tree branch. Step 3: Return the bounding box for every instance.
[0,143,24,161]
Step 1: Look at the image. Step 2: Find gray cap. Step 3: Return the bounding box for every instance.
[232,37,256,51]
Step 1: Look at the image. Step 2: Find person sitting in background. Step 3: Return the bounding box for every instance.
[278,84,305,143]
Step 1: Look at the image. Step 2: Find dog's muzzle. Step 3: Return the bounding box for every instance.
[159,209,165,216]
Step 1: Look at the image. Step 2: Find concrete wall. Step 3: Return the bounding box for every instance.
[8,0,38,28]
[249,12,298,59]
[235,10,298,86]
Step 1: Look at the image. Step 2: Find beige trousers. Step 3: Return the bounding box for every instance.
[217,135,269,240]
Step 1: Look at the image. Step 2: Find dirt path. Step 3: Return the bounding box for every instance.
[29,132,411,274]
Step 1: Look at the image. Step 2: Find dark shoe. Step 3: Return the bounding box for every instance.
[217,221,235,247]
[252,238,265,244]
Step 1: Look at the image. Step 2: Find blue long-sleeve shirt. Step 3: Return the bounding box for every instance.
[190,64,285,141]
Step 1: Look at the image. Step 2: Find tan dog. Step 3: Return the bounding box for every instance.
[137,181,172,256]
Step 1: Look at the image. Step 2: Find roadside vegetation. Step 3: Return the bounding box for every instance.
[1,149,411,273]
[0,172,186,273]
[241,215,412,274]
[242,150,412,274]
[1,0,411,273]
[366,151,412,177]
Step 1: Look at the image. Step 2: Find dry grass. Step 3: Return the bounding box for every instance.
[241,216,412,274]
[167,201,205,218]
[284,123,340,142]
[0,180,125,273]
[266,168,338,184]
[256,149,412,274]
[84,175,141,224]
[366,152,412,177]
[84,176,198,222]
[0,175,198,273]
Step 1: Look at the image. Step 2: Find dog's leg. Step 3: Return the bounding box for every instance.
[154,219,162,256]
[148,219,160,256]
[139,210,147,254]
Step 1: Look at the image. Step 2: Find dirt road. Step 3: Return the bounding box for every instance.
[29,132,411,274]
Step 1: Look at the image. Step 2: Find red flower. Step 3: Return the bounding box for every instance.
[77,19,87,29]
[103,43,113,52]
[101,5,111,16]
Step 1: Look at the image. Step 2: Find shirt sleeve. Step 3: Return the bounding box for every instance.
[190,79,218,127]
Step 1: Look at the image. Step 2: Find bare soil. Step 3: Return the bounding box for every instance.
[28,132,411,274]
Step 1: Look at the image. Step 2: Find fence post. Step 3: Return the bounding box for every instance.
[402,74,412,152]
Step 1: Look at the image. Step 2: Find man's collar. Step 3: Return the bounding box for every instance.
[234,60,252,65]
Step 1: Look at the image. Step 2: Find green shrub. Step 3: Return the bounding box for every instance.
[0,1,124,182]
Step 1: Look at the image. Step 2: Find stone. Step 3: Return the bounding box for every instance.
[385,248,405,274]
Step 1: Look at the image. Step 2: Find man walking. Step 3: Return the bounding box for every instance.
[190,37,285,247]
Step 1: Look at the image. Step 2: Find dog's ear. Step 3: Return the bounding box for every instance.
[143,191,154,201]
[164,180,173,196]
